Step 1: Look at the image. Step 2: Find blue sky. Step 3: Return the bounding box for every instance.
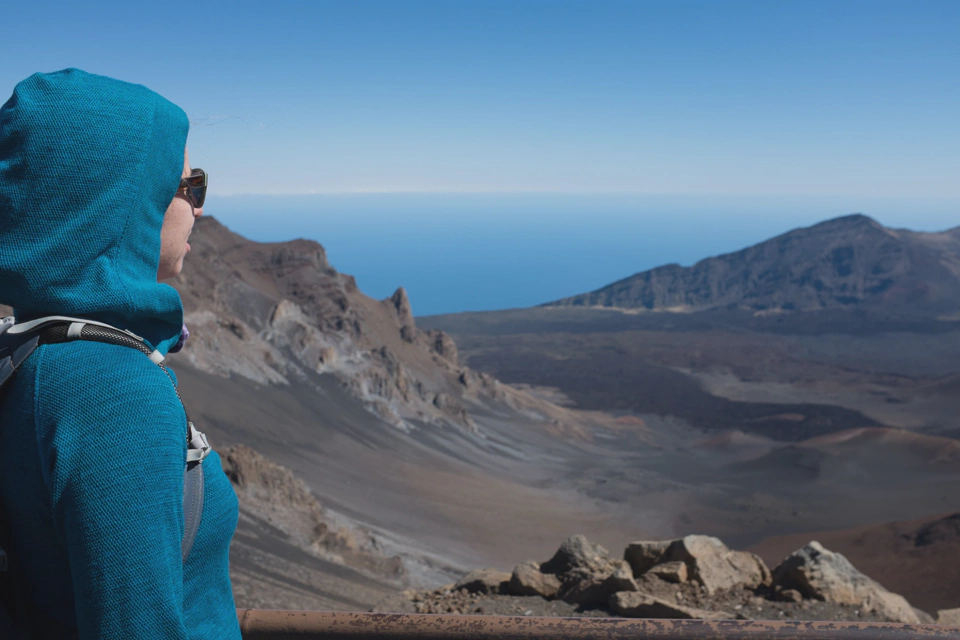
[4,0,957,198]
[3,1,959,313]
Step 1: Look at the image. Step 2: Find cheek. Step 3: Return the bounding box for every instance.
[159,200,192,252]
[171,201,193,236]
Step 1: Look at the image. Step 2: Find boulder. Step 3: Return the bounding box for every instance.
[535,535,647,607]
[937,608,960,626]
[662,535,772,594]
[539,536,645,607]
[648,561,687,584]
[509,561,561,598]
[609,592,732,620]
[624,540,673,576]
[771,541,921,624]
[560,559,638,607]
[454,568,510,595]
[540,535,612,575]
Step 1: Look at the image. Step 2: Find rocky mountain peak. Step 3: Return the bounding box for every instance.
[814,213,880,230]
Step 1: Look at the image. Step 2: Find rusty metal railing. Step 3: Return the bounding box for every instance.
[237,610,960,640]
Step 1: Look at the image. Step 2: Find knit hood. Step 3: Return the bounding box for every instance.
[0,68,189,354]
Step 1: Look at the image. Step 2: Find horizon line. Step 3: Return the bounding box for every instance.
[210,189,960,201]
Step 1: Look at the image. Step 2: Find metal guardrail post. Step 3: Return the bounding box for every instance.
[237,610,960,640]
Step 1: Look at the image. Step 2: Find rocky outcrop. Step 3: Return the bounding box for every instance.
[771,541,921,624]
[222,444,328,548]
[425,328,459,366]
[384,287,415,328]
[222,444,404,580]
[390,534,939,622]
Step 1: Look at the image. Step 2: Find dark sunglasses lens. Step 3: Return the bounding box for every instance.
[185,169,207,208]
[190,184,206,208]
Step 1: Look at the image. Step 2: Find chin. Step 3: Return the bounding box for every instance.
[157,258,184,282]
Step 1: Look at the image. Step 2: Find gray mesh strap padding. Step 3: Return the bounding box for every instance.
[182,461,204,562]
[4,315,144,341]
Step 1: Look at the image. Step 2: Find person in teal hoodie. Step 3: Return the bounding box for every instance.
[0,69,241,638]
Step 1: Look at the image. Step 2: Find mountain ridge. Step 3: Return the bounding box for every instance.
[543,214,960,315]
[174,216,589,434]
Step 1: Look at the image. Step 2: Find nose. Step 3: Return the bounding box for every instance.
[194,205,204,218]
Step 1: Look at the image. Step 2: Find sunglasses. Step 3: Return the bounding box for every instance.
[177,168,207,210]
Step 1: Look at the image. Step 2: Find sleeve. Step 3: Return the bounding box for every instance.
[34,344,189,640]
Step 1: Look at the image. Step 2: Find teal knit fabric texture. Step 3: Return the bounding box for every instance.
[0,69,241,639]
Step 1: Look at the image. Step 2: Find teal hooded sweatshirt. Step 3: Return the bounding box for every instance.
[0,69,240,639]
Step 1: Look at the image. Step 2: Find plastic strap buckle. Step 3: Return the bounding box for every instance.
[186,422,211,463]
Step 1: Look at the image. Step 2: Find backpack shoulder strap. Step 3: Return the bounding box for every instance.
[0,316,210,563]
[6,316,165,364]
